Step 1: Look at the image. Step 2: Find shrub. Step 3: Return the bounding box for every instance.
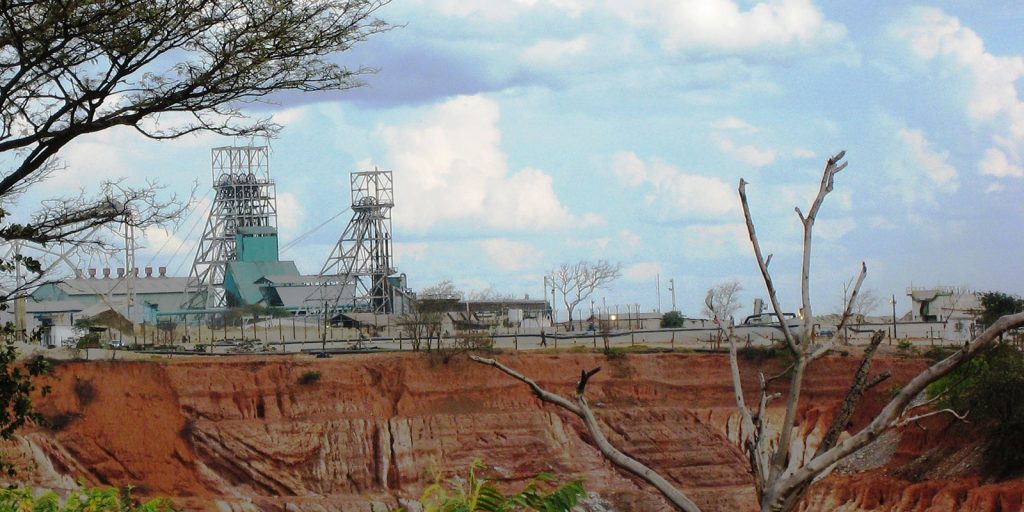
[896,339,916,354]
[394,460,585,512]
[924,346,956,362]
[928,343,1024,477]
[660,311,685,328]
[298,370,321,385]
[75,332,101,349]
[0,482,176,511]
[737,342,789,362]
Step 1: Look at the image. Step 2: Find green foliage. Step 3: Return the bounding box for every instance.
[737,342,792,363]
[0,339,50,475]
[928,343,1024,477]
[298,370,321,385]
[396,460,585,512]
[0,482,177,511]
[75,333,101,349]
[923,346,956,362]
[896,339,916,354]
[977,291,1024,330]
[660,311,685,328]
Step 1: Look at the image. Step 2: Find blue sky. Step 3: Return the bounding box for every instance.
[18,0,1024,320]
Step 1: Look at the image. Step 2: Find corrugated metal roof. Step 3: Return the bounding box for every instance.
[225,261,300,305]
[26,299,88,313]
[273,283,355,309]
[55,277,189,296]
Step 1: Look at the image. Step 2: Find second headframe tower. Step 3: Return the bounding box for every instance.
[307,169,395,315]
[183,146,277,309]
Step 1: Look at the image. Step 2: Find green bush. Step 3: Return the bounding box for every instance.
[896,339,916,354]
[75,332,101,349]
[298,370,321,385]
[660,311,685,328]
[928,343,1024,477]
[0,482,176,511]
[737,342,791,362]
[393,460,585,512]
[924,346,956,362]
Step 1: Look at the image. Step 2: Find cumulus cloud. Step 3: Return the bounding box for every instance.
[896,7,1024,179]
[523,36,591,64]
[612,151,737,219]
[881,122,959,206]
[897,129,958,188]
[606,0,846,53]
[480,239,543,271]
[623,261,663,282]
[395,242,429,264]
[381,95,581,232]
[711,116,758,133]
[420,0,591,20]
[979,148,1024,178]
[816,217,857,241]
[680,223,748,258]
[276,192,306,235]
[714,136,777,167]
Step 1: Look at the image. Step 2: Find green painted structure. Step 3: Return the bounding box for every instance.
[223,226,303,307]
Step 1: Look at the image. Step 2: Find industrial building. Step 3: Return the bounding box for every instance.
[8,145,422,344]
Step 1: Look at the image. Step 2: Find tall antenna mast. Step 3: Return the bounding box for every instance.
[182,146,276,309]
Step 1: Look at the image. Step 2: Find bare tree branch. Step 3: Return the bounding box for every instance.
[469,355,702,512]
[548,260,621,327]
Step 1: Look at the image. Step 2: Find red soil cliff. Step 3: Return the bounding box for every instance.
[3,352,1021,511]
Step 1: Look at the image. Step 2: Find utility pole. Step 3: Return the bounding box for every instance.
[668,278,676,311]
[656,274,661,313]
[889,294,897,345]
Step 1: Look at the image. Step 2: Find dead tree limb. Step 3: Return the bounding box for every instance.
[815,330,886,457]
[469,355,702,512]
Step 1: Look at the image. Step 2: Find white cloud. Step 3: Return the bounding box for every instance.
[566,237,611,251]
[897,129,958,188]
[715,136,777,167]
[816,217,856,241]
[678,223,749,260]
[381,95,577,232]
[276,192,306,235]
[623,261,663,282]
[607,0,846,53]
[480,239,543,271]
[985,182,1005,194]
[711,116,758,133]
[138,227,194,263]
[897,7,1024,179]
[618,229,641,249]
[523,36,591,64]
[395,242,429,264]
[420,0,591,20]
[612,151,737,219]
[979,148,1024,178]
[793,148,816,159]
[882,123,959,206]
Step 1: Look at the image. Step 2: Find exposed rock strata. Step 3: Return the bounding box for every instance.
[1,352,1018,511]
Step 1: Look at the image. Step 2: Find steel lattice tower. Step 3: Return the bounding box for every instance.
[182,146,277,309]
[308,169,394,315]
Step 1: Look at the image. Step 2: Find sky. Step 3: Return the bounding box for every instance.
[12,0,1024,320]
